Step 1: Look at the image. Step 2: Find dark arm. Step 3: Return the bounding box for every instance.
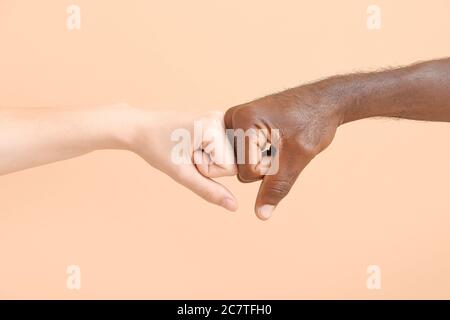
[225,58,450,220]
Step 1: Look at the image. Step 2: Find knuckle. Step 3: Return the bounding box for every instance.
[238,168,260,183]
[225,164,238,176]
[266,179,292,199]
[233,105,254,126]
[295,138,319,158]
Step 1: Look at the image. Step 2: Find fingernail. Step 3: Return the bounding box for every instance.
[222,197,238,212]
[258,205,275,220]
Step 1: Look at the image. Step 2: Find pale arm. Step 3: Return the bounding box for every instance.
[0,104,238,211]
[0,104,134,175]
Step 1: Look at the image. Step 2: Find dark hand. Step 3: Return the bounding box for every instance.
[225,84,343,220]
[225,58,450,220]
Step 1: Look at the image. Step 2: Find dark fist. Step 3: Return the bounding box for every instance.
[225,84,343,220]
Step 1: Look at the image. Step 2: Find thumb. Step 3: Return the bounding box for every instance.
[175,166,239,212]
[254,155,310,220]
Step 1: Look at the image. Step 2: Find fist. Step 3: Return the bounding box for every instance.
[225,85,342,220]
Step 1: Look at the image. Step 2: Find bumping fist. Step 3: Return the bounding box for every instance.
[224,84,342,220]
[130,109,238,212]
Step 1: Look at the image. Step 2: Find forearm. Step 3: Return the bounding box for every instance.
[223,58,450,218]
[312,58,450,124]
[0,104,139,175]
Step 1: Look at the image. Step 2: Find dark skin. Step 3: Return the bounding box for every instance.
[224,58,450,220]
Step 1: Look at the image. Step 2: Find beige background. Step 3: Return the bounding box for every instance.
[0,0,449,299]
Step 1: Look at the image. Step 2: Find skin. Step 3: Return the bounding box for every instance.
[224,58,450,220]
[0,104,238,211]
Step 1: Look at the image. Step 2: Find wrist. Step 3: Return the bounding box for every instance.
[96,103,147,151]
[294,79,351,127]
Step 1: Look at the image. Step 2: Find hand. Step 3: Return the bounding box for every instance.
[224,84,343,220]
[0,104,237,211]
[225,58,450,220]
[129,108,238,211]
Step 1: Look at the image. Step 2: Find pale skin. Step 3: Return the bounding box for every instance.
[0,105,238,211]
[1,58,449,220]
